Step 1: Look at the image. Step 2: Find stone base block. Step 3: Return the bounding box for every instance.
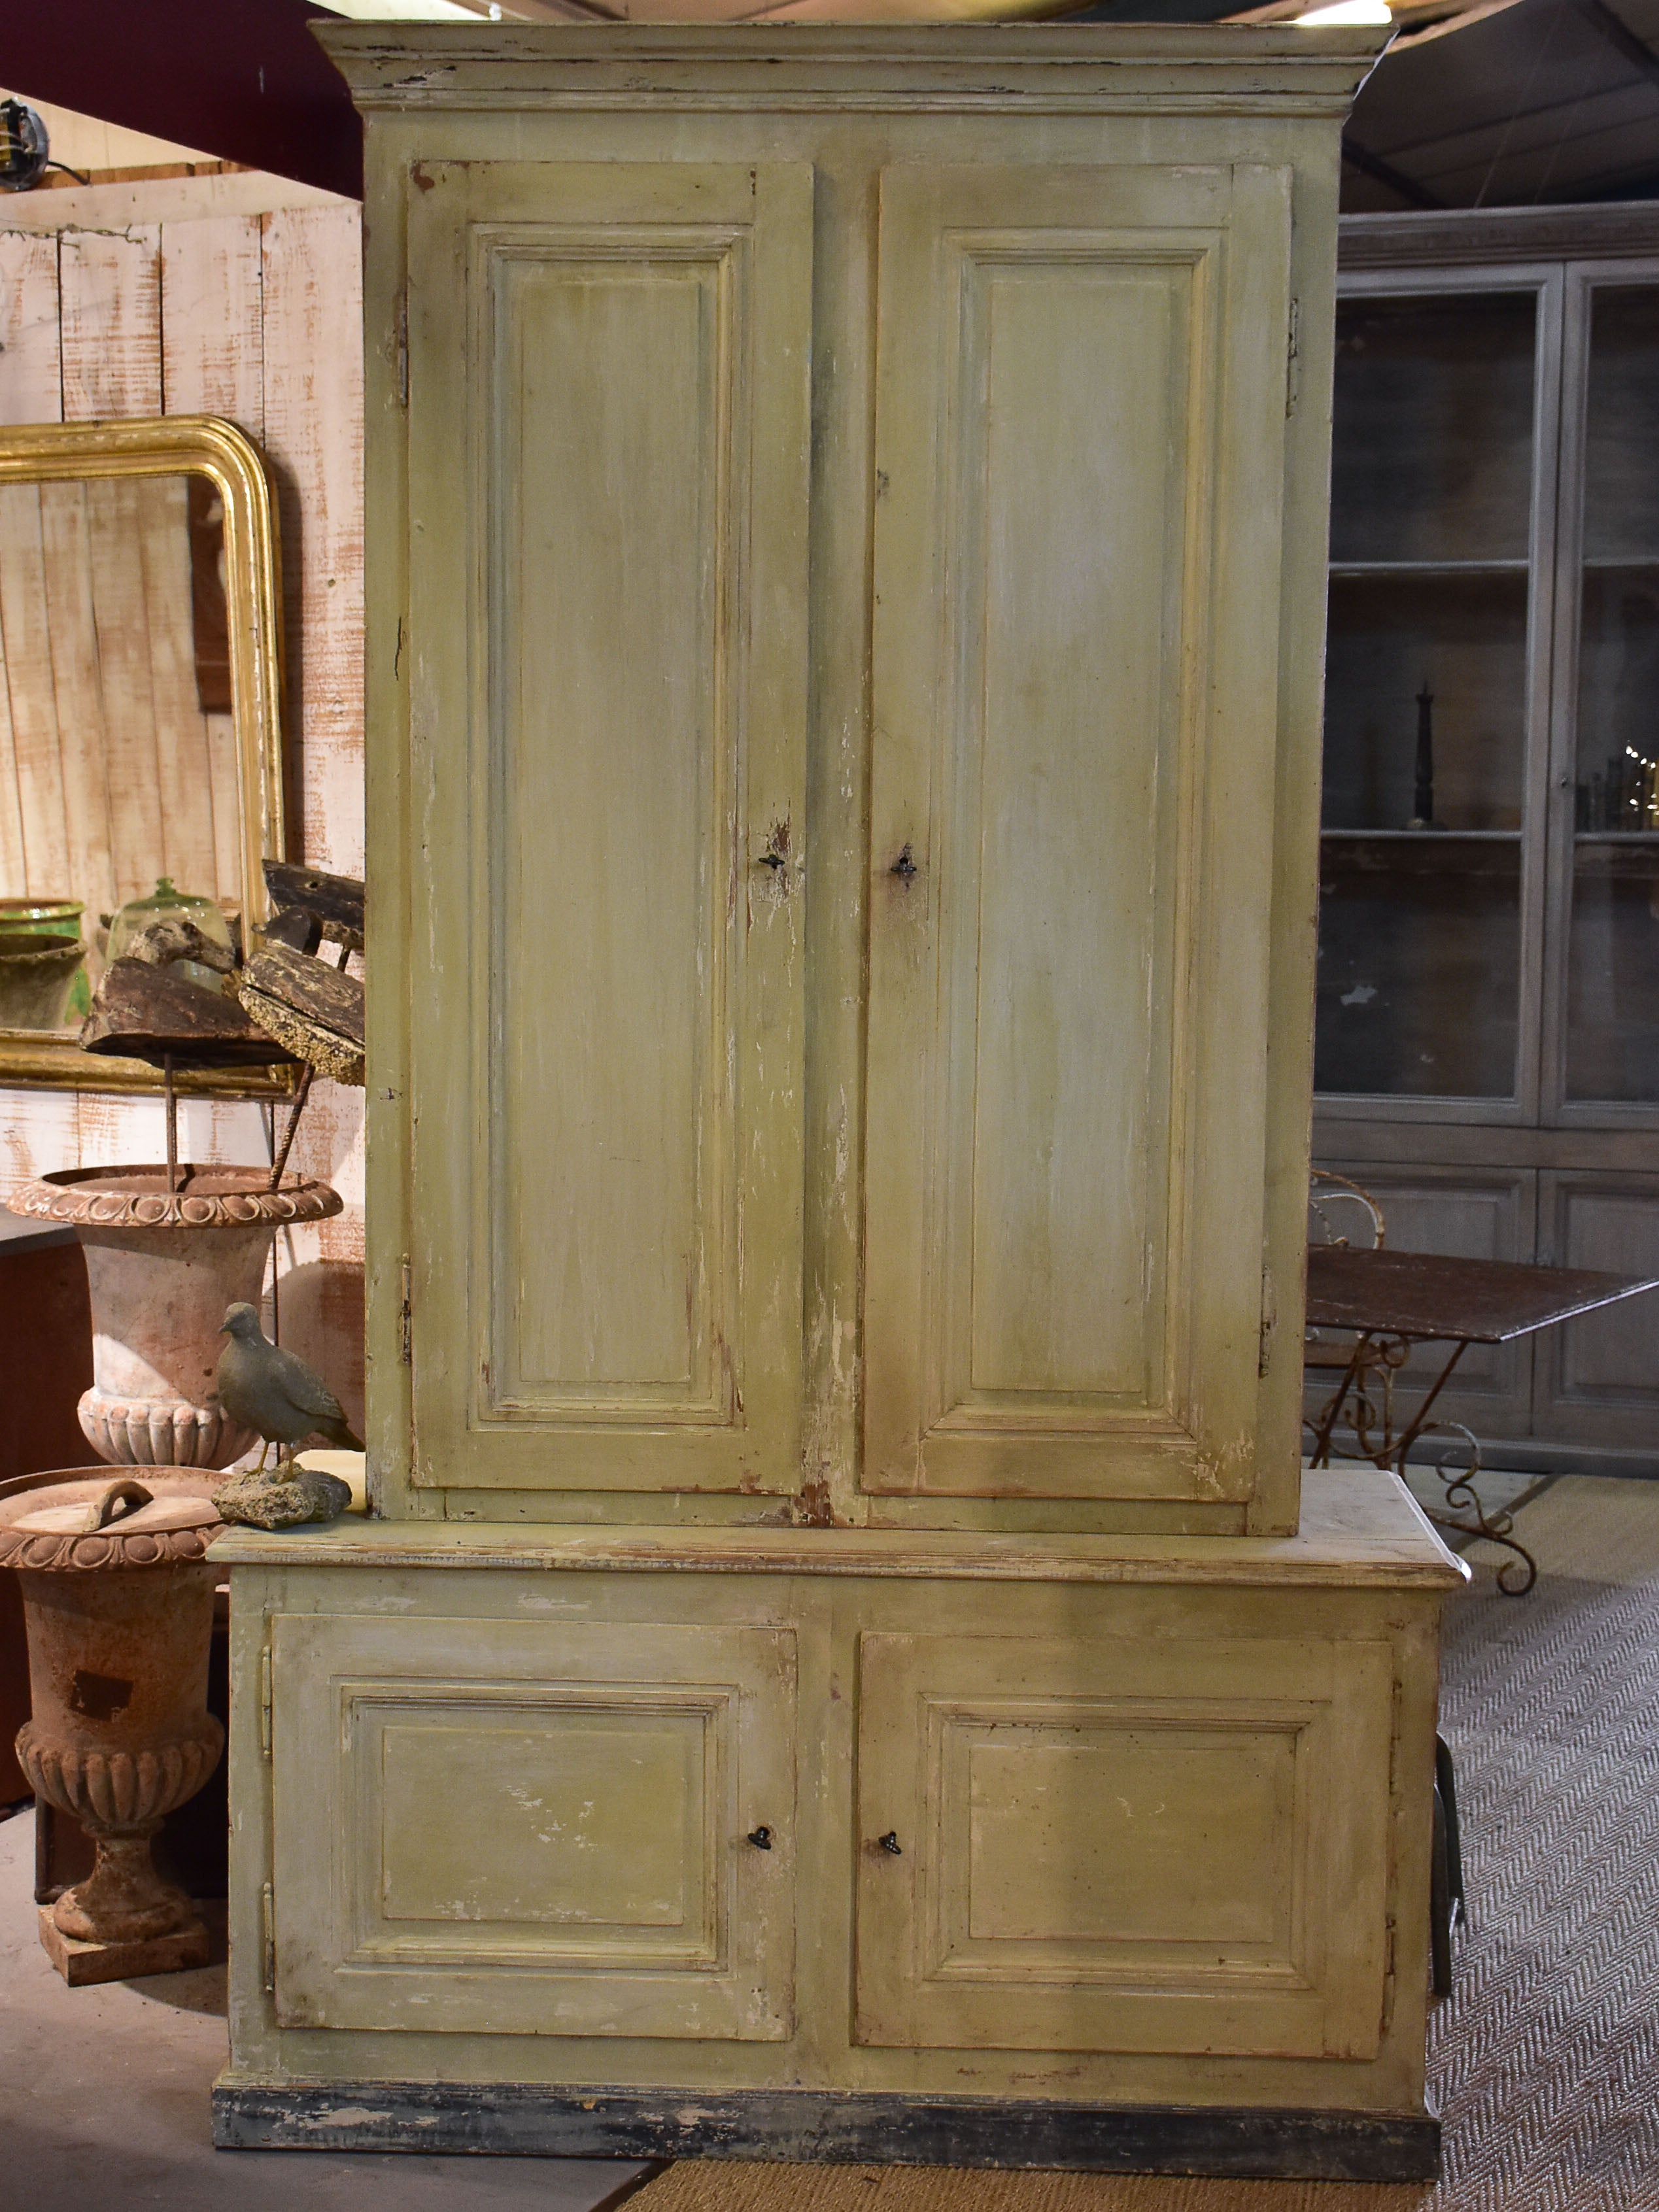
[39,1902,212,1986]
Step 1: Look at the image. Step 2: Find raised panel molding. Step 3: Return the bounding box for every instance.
[864,164,1294,1504]
[1535,1172,1659,1442]
[854,1631,1392,2058]
[403,162,812,1495]
[271,1614,798,2038]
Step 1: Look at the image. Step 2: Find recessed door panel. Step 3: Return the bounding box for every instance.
[1535,1172,1659,1447]
[855,1631,1392,2057]
[405,161,812,1493]
[271,1613,796,2037]
[865,164,1293,1501]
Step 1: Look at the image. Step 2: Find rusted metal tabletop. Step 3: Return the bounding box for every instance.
[1307,1247,1659,1344]
[1305,1246,1659,1593]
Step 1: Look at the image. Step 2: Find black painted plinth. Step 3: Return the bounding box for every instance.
[212,2082,1441,2181]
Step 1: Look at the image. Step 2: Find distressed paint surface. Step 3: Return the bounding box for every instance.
[224,1480,1447,2120]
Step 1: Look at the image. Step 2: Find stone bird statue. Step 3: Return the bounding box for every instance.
[216,1302,363,1469]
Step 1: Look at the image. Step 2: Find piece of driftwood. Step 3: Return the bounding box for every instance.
[79,958,294,1070]
[263,861,364,951]
[262,906,324,957]
[125,917,237,973]
[239,943,365,1086]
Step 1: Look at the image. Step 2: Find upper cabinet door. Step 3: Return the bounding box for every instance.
[864,164,1293,1503]
[405,163,812,1495]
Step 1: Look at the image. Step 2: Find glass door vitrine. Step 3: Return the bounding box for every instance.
[1317,280,1556,1113]
[1313,210,1659,1470]
[1561,278,1659,1110]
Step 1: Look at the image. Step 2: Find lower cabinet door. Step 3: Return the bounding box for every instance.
[855,1631,1393,2060]
[269,1613,796,2037]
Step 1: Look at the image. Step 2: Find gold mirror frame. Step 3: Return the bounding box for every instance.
[0,415,295,1096]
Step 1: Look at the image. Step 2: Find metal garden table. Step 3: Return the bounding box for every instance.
[1305,1246,1659,1595]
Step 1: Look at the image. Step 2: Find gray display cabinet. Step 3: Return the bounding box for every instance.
[1314,203,1659,1472]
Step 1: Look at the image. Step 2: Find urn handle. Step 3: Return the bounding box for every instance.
[85,1479,154,1532]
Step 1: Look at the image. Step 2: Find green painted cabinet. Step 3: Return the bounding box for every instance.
[216,26,1465,2185]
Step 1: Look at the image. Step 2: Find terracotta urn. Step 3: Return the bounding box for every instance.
[0,1471,227,1982]
[9,1165,341,1468]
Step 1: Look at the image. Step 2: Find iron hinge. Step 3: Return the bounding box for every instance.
[1380,1909,1397,2037]
[400,1257,413,1365]
[262,1880,276,1994]
[1258,1265,1277,1380]
[395,285,409,409]
[259,1644,273,1760]
[1286,297,1301,418]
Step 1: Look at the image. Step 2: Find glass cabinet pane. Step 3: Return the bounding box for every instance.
[1567,284,1659,1104]
[1318,291,1537,1100]
[1329,292,1537,565]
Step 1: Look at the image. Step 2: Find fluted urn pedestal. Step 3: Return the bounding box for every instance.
[9,1165,342,1468]
[0,1471,227,1984]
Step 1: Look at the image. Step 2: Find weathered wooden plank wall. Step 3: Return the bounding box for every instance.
[0,190,366,1431]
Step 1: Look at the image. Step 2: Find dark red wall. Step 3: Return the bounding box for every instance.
[1,1,361,199]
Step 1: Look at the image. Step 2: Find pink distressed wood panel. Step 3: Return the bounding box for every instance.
[0,199,366,1414]
[0,232,62,424]
[59,230,162,421]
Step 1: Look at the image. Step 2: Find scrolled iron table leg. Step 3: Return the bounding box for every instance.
[1413,1420,1538,1597]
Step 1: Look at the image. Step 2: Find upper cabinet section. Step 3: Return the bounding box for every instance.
[335,26,1385,1525]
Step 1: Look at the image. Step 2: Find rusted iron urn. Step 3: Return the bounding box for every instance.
[9,1165,342,1467]
[0,1472,227,1982]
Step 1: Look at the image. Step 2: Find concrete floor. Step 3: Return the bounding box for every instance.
[0,1807,653,2211]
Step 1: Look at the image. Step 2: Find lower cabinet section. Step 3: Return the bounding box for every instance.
[271,1615,798,2038]
[226,1486,1460,2170]
[854,1631,1392,2059]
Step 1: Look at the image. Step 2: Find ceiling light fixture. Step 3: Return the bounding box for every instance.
[1296,0,1393,22]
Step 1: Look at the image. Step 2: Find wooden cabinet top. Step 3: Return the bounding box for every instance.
[212,1469,1466,1589]
[319,22,1388,115]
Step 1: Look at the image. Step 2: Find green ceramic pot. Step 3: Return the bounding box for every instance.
[0,932,87,1030]
[0,898,89,1019]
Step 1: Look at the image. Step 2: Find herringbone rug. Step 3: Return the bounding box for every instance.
[634,1476,1659,2212]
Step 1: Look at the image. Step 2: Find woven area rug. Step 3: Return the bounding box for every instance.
[632,1477,1659,2212]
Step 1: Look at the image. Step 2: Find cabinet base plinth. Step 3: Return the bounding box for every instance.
[210,2082,1441,2181]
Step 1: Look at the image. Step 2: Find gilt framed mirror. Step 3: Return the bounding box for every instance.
[0,415,293,1094]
